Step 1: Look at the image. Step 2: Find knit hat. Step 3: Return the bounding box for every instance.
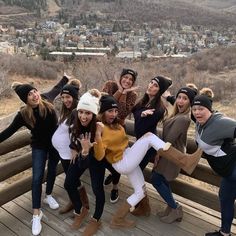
[151,76,172,95]
[11,82,36,104]
[192,95,212,112]
[176,87,197,104]
[77,91,100,115]
[99,95,118,113]
[61,84,79,100]
[120,68,138,82]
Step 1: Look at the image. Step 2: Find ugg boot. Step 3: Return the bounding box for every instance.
[70,207,89,230]
[158,143,202,175]
[79,186,90,210]
[82,217,101,236]
[110,201,136,228]
[160,204,183,224]
[131,196,151,217]
[59,201,74,214]
[157,205,171,217]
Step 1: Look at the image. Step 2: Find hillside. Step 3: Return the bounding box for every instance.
[1,0,236,28]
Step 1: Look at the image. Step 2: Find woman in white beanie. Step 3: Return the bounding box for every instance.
[0,75,68,236]
[64,89,106,236]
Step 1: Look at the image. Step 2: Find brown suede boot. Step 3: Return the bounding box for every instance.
[59,201,74,214]
[160,204,183,224]
[157,205,171,217]
[110,201,136,228]
[70,207,89,230]
[79,186,90,210]
[82,217,101,236]
[131,196,151,217]
[158,143,202,175]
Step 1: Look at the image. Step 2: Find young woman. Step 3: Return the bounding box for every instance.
[102,68,138,203]
[191,95,236,236]
[152,87,197,223]
[130,75,172,216]
[51,79,90,214]
[93,94,202,229]
[0,76,68,236]
[64,89,108,236]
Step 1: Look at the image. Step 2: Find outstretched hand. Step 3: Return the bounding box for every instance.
[141,109,155,117]
[77,132,96,156]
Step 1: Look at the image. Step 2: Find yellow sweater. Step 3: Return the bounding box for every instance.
[94,124,129,164]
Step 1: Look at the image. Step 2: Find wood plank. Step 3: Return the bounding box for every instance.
[13,194,80,236]
[0,206,32,236]
[0,222,17,236]
[2,200,62,236]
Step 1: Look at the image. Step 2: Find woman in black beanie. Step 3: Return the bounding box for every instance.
[102,68,139,202]
[0,76,68,236]
[192,95,236,236]
[152,86,197,223]
[92,94,202,230]
[130,75,172,216]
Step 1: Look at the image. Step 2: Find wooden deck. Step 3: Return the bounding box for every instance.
[1,170,236,236]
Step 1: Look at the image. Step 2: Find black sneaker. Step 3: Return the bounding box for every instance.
[110,189,119,203]
[104,174,113,186]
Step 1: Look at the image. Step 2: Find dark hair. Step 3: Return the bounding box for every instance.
[58,98,78,124]
[68,110,97,152]
[97,111,122,130]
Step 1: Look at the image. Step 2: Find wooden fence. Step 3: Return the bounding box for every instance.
[0,120,231,216]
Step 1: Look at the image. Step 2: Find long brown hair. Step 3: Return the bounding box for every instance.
[132,91,168,121]
[20,99,54,128]
[59,99,78,124]
[97,112,121,130]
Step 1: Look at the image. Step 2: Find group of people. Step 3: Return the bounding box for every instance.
[0,68,235,236]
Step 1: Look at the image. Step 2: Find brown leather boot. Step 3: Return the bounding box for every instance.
[157,205,171,217]
[131,196,151,217]
[160,204,183,224]
[79,186,90,210]
[70,207,89,230]
[110,201,136,228]
[82,217,101,236]
[59,201,74,214]
[158,143,202,175]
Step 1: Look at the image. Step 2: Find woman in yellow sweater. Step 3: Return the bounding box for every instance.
[93,95,202,229]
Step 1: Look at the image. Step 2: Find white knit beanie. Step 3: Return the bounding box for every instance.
[76,92,100,115]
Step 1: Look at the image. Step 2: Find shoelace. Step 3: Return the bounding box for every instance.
[30,212,48,224]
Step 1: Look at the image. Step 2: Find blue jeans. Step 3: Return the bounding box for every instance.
[151,171,177,209]
[32,146,59,209]
[219,165,236,233]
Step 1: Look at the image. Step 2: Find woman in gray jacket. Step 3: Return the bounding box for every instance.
[152,87,197,223]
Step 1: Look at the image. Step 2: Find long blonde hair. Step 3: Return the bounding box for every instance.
[20,99,54,128]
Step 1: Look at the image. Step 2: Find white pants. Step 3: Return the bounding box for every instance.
[112,132,166,207]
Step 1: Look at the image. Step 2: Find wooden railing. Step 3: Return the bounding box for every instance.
[0,120,233,216]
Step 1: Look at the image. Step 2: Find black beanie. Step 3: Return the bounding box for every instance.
[192,95,212,111]
[99,95,118,113]
[13,83,36,104]
[151,76,172,95]
[120,68,138,82]
[61,84,79,100]
[176,87,197,104]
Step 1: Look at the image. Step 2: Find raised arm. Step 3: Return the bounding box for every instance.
[41,75,69,103]
[0,112,25,143]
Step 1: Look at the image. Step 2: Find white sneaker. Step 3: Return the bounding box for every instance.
[31,211,43,236]
[43,195,59,209]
